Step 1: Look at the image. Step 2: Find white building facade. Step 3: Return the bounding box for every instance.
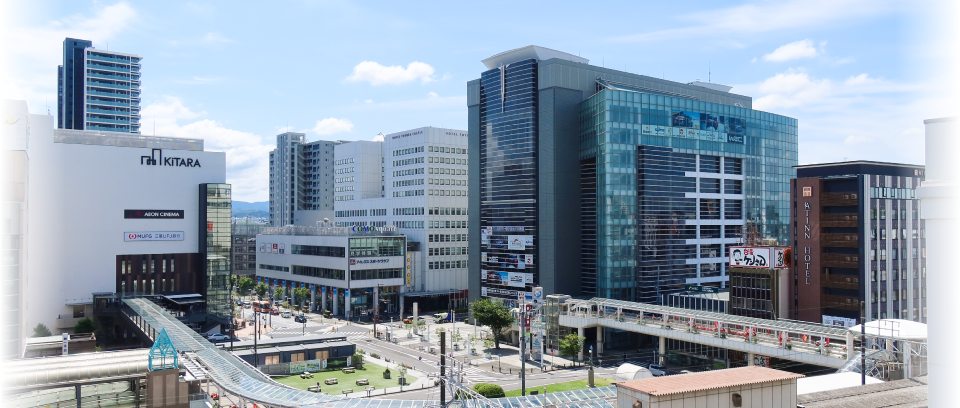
[269,132,341,226]
[24,123,230,336]
[255,226,406,318]
[333,127,469,311]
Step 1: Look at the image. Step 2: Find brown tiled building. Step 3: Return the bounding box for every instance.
[790,161,926,326]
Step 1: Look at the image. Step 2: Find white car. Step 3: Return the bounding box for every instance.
[207,333,231,342]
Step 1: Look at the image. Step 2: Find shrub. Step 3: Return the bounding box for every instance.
[473,383,505,398]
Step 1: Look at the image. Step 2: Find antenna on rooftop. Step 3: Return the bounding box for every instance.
[709,62,711,83]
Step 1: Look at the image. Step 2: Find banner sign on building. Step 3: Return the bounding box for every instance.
[685,285,719,293]
[124,210,184,219]
[822,315,857,327]
[124,231,184,242]
[729,247,791,269]
[507,235,533,250]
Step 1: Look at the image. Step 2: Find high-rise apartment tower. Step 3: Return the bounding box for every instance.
[58,38,141,133]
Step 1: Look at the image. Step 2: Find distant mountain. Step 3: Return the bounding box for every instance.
[232,201,269,219]
[232,201,269,211]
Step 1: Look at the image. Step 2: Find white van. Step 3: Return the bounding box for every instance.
[282,311,291,318]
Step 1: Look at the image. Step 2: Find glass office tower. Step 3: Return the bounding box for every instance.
[200,183,232,323]
[580,88,797,302]
[468,46,797,306]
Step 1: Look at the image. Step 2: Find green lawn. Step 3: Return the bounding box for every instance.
[502,378,615,397]
[274,363,418,396]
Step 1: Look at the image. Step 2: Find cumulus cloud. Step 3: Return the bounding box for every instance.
[754,69,832,109]
[737,69,941,168]
[610,0,895,42]
[0,2,137,112]
[312,118,354,135]
[844,73,880,85]
[202,32,233,44]
[763,40,818,62]
[140,96,272,202]
[346,61,435,85]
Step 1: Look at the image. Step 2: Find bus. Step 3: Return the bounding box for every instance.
[252,301,270,313]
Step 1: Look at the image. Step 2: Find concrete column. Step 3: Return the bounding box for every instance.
[846,331,856,361]
[374,286,379,318]
[76,384,81,408]
[311,288,316,312]
[597,327,603,355]
[321,288,327,313]
[399,292,405,317]
[578,327,585,361]
[747,352,755,366]
[333,288,339,316]
[905,343,914,378]
[659,336,666,365]
[345,292,352,320]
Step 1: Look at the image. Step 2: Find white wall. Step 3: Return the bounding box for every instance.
[26,126,225,333]
[617,379,798,408]
[919,116,959,406]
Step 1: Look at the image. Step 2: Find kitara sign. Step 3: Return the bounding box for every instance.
[140,148,201,168]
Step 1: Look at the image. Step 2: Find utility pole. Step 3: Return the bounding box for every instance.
[374,283,381,340]
[520,297,526,396]
[253,308,258,368]
[440,334,446,406]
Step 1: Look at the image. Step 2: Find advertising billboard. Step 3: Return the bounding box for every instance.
[729,246,791,269]
[823,315,857,327]
[671,110,700,129]
[507,235,530,250]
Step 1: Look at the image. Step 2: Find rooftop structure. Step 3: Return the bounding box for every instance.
[797,375,927,407]
[617,366,803,396]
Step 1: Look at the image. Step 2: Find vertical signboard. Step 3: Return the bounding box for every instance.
[793,177,822,322]
[61,333,69,355]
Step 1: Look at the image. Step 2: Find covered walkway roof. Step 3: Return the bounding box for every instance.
[7,348,150,392]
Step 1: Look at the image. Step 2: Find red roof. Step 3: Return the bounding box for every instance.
[616,367,804,396]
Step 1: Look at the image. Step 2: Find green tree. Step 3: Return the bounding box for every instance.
[74,317,98,334]
[472,383,505,398]
[470,298,513,349]
[32,323,52,337]
[559,333,585,359]
[254,283,268,300]
[237,276,255,296]
[274,287,285,304]
[293,287,311,311]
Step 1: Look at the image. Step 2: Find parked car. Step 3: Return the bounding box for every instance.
[244,304,251,309]
[236,300,243,306]
[207,333,231,342]
[403,316,416,323]
[648,364,666,377]
[294,315,307,323]
[271,308,280,315]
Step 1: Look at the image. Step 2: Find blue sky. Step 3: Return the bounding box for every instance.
[3,0,957,201]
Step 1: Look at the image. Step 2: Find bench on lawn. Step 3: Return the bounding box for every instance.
[342,367,356,374]
[365,386,376,392]
[307,386,321,392]
[356,379,369,386]
[300,372,314,379]
[341,389,353,394]
[324,378,338,385]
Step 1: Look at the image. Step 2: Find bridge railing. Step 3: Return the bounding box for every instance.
[560,303,852,361]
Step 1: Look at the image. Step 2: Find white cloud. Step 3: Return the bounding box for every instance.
[611,0,895,42]
[844,73,880,85]
[737,69,944,168]
[346,61,435,85]
[0,2,137,112]
[763,40,818,62]
[312,118,354,135]
[202,32,233,44]
[140,96,272,201]
[364,99,373,104]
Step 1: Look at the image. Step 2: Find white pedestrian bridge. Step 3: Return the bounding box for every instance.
[558,298,857,369]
